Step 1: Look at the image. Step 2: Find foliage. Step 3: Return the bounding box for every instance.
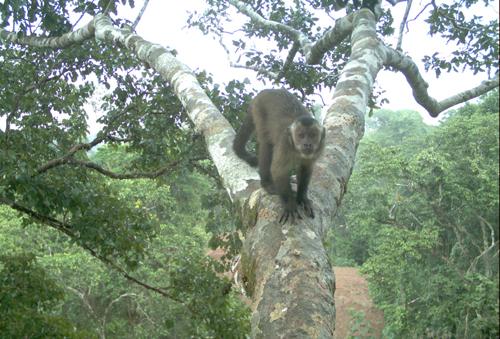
[0,45,164,269]
[0,149,251,337]
[327,111,431,265]
[331,92,499,337]
[0,12,252,328]
[0,252,92,338]
[424,1,499,76]
[163,249,250,337]
[347,309,377,339]
[187,0,395,96]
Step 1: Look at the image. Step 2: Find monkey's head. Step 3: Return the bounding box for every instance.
[289,116,325,159]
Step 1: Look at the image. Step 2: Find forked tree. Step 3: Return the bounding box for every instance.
[0,0,498,337]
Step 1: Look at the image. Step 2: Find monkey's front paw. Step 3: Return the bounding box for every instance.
[279,201,302,224]
[298,197,315,219]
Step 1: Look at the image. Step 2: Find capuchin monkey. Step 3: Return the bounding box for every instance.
[233,89,325,224]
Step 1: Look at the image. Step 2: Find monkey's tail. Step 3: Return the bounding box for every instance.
[233,113,258,167]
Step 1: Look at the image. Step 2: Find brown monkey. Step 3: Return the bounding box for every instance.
[233,89,325,224]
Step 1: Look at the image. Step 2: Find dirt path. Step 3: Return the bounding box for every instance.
[334,266,384,338]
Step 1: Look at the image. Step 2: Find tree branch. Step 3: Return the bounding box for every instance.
[66,158,196,179]
[0,19,95,48]
[227,0,313,57]
[467,215,500,275]
[467,240,499,275]
[35,133,108,174]
[36,104,136,175]
[386,0,408,5]
[233,62,279,79]
[430,0,470,32]
[103,0,116,15]
[0,197,182,302]
[217,35,279,78]
[396,0,413,51]
[103,293,138,332]
[307,13,355,64]
[228,0,355,65]
[277,41,300,80]
[66,286,100,322]
[132,0,151,30]
[37,140,205,180]
[90,13,256,202]
[406,1,433,26]
[383,46,500,117]
[106,135,134,143]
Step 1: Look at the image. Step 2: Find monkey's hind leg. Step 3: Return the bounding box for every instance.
[297,164,315,218]
[258,142,277,194]
[233,113,258,167]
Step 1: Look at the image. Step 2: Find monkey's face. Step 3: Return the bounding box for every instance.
[290,120,325,159]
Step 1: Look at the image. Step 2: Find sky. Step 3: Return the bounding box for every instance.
[122,0,498,125]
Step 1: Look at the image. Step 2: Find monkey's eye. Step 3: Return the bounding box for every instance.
[298,133,306,139]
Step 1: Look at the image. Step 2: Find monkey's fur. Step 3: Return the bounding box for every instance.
[233,89,325,224]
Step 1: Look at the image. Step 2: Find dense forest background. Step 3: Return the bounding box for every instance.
[329,90,499,337]
[1,90,498,338]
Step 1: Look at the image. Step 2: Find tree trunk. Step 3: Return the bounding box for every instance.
[236,9,382,338]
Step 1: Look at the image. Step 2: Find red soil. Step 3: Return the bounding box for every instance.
[334,266,384,338]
